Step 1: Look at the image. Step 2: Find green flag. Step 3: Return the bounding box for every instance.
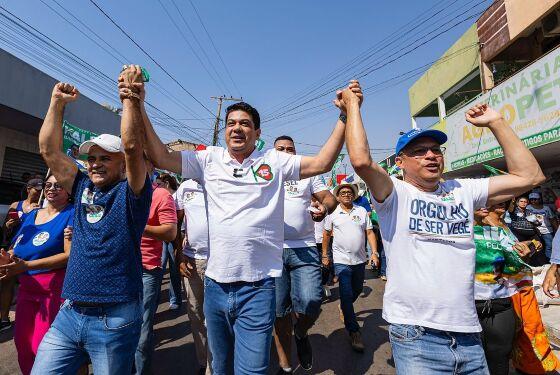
[331,154,345,187]
[483,164,507,176]
[63,121,98,159]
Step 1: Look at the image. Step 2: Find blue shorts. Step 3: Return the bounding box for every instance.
[275,246,323,318]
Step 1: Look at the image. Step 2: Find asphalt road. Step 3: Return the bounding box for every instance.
[0,270,395,375]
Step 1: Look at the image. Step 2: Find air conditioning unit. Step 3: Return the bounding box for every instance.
[543,9,560,37]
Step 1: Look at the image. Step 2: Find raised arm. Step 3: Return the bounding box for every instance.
[299,81,362,179]
[39,83,79,192]
[464,104,545,206]
[118,65,148,196]
[343,84,393,203]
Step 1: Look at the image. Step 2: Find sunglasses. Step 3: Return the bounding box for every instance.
[402,146,446,158]
[45,183,63,191]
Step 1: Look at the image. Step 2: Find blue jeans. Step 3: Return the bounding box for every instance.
[379,247,387,277]
[162,242,182,306]
[389,324,489,375]
[334,263,365,333]
[275,246,322,318]
[204,276,276,375]
[32,299,142,375]
[134,268,163,374]
[541,233,554,260]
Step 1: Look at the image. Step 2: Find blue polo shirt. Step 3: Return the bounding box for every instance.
[62,172,152,303]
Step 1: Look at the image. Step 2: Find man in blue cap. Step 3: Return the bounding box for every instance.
[342,84,545,375]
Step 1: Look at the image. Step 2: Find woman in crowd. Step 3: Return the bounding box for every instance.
[0,178,43,331]
[0,174,74,375]
[474,202,559,374]
[507,196,548,266]
[158,173,182,310]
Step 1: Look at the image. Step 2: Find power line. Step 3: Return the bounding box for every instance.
[88,0,216,117]
[0,5,211,144]
[157,0,229,95]
[263,0,489,121]
[186,0,242,98]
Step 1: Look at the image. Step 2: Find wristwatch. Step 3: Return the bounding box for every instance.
[339,114,347,124]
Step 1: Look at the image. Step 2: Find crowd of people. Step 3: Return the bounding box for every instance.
[0,65,560,375]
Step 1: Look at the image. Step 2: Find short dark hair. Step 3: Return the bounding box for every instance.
[274,135,294,145]
[158,173,178,191]
[225,102,260,130]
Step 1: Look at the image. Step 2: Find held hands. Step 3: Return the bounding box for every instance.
[51,83,80,105]
[465,104,503,128]
[118,64,145,102]
[368,254,380,269]
[334,80,363,113]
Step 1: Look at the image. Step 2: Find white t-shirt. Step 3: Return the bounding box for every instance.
[283,176,327,248]
[526,205,555,234]
[314,220,324,244]
[181,146,301,282]
[324,204,372,265]
[374,177,489,333]
[175,179,209,260]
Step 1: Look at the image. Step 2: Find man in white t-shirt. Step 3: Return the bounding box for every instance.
[342,85,545,374]
[272,136,336,373]
[136,81,363,374]
[175,179,211,374]
[322,183,378,352]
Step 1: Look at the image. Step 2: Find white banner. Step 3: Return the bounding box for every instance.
[445,47,560,171]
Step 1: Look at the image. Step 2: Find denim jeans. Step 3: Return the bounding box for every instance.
[134,268,163,374]
[389,324,489,375]
[204,276,276,375]
[379,247,387,277]
[275,246,323,318]
[334,263,365,333]
[161,242,182,306]
[32,298,142,375]
[541,233,554,260]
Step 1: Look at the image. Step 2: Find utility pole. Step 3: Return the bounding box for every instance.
[211,95,243,146]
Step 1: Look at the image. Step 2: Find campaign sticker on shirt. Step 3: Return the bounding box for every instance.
[252,164,274,182]
[85,204,104,223]
[352,215,361,223]
[32,231,50,246]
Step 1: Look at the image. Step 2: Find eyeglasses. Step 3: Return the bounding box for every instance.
[402,146,446,158]
[339,191,354,197]
[44,183,63,191]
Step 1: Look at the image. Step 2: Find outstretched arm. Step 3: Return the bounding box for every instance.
[464,104,545,206]
[39,83,79,192]
[119,65,148,196]
[299,81,363,179]
[344,84,393,203]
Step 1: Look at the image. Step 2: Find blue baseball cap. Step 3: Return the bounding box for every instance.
[395,128,447,155]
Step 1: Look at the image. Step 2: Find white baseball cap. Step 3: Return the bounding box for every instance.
[79,134,124,155]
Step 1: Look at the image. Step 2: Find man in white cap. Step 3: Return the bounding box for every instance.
[32,66,152,374]
[343,80,545,373]
[322,183,378,352]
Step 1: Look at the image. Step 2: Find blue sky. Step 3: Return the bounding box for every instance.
[1,0,492,165]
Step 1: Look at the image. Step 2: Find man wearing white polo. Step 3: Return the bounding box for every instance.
[136,81,363,374]
[322,183,378,352]
[175,179,211,374]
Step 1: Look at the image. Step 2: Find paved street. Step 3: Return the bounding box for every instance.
[0,269,394,375]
